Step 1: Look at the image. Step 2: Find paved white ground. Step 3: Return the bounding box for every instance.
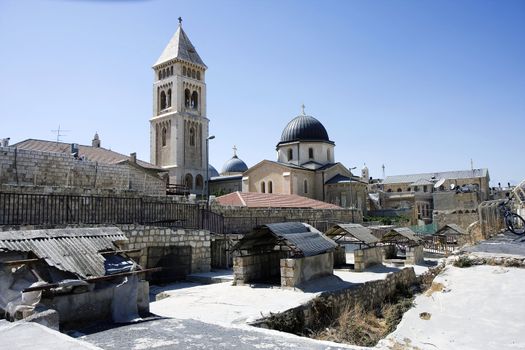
[379,264,525,350]
[0,321,102,350]
[150,263,432,326]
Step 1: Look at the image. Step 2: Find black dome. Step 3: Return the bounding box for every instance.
[279,115,330,144]
[221,155,248,174]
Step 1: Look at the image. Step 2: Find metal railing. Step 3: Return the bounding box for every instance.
[0,191,205,229]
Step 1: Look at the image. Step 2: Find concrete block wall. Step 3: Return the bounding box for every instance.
[353,246,383,272]
[41,280,149,327]
[118,225,211,273]
[0,146,165,196]
[280,252,334,288]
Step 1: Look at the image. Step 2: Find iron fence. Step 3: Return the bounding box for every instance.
[0,191,204,229]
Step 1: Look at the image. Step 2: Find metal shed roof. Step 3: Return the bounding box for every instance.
[232,222,337,257]
[435,224,467,236]
[0,227,127,278]
[325,224,379,245]
[381,227,423,245]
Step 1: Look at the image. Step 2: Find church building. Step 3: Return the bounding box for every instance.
[149,19,209,194]
[242,107,368,212]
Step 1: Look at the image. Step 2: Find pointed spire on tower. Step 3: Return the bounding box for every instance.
[154,19,206,68]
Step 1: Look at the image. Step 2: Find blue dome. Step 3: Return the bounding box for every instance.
[221,155,248,175]
[208,164,219,178]
[279,115,331,145]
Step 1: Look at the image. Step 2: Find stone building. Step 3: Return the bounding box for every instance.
[4,137,167,196]
[209,147,248,196]
[149,20,209,194]
[242,107,367,213]
[378,169,490,224]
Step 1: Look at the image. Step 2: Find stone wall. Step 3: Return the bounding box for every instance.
[433,210,479,230]
[0,146,165,196]
[433,192,480,211]
[354,246,383,272]
[406,245,424,265]
[333,246,346,267]
[280,252,334,288]
[478,200,506,239]
[213,205,362,234]
[233,251,287,285]
[117,225,211,274]
[252,267,417,331]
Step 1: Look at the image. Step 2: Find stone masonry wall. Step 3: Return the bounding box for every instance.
[253,267,417,331]
[333,246,346,266]
[433,210,479,231]
[0,146,165,196]
[213,205,363,234]
[233,251,287,285]
[406,245,424,265]
[354,246,383,272]
[117,225,211,274]
[280,252,334,288]
[478,200,506,239]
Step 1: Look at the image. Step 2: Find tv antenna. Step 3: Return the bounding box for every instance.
[51,125,69,143]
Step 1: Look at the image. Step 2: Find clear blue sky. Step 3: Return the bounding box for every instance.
[1,0,524,186]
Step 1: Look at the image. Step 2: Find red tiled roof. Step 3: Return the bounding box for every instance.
[12,139,162,170]
[216,191,341,209]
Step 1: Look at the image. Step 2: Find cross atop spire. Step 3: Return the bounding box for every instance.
[301,104,306,115]
[233,145,237,157]
[178,17,182,26]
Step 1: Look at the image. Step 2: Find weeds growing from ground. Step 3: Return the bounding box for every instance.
[311,285,415,347]
[453,256,473,268]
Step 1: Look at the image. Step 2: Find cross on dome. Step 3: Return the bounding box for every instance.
[233,145,237,157]
[301,104,306,115]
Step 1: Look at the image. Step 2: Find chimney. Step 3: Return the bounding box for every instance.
[1,138,10,147]
[92,132,101,148]
[130,152,137,163]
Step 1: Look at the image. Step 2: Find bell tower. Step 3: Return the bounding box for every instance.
[150,18,209,194]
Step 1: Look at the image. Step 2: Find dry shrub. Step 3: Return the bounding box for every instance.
[311,291,414,347]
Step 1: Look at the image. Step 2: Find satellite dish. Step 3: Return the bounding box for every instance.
[434,178,446,189]
[450,183,456,190]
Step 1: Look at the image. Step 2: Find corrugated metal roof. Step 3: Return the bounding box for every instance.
[381,227,423,244]
[325,224,379,245]
[0,227,127,278]
[383,169,488,185]
[233,222,336,257]
[435,224,467,236]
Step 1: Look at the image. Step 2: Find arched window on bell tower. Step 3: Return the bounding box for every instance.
[167,89,172,107]
[191,91,198,109]
[161,127,167,147]
[184,89,190,108]
[160,91,167,110]
[189,127,195,146]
